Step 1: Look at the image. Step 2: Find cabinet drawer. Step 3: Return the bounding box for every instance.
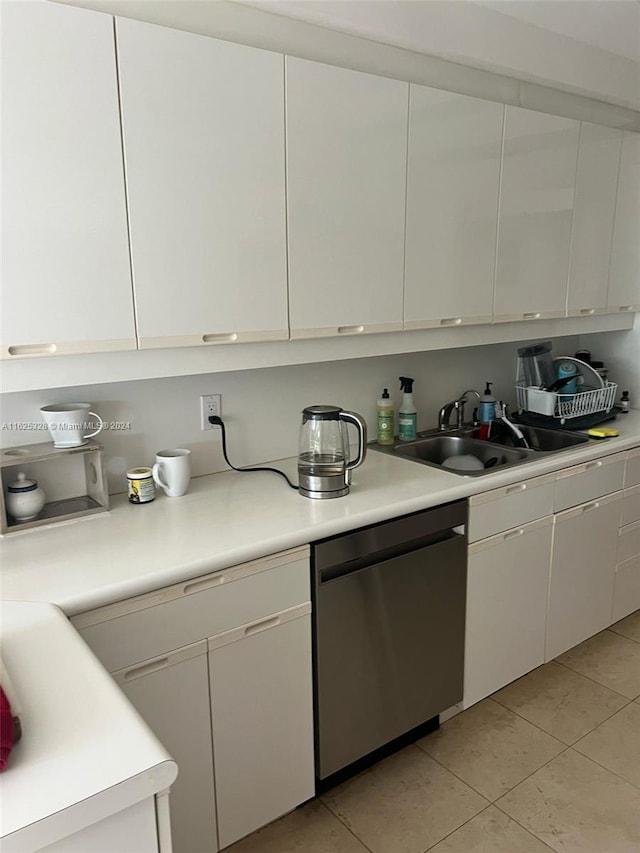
[618,520,640,565]
[612,555,640,623]
[625,447,640,488]
[72,546,310,672]
[621,485,640,527]
[554,453,626,512]
[467,473,554,542]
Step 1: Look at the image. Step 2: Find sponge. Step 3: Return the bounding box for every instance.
[587,428,619,439]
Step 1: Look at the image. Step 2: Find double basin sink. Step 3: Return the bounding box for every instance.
[371,424,591,477]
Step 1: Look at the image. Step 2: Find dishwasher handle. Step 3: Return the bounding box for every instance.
[318,528,463,584]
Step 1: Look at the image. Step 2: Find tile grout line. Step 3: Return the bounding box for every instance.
[490,688,635,746]
[316,798,377,853]
[552,655,639,700]
[421,802,495,853]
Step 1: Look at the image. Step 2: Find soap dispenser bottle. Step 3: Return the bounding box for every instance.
[377,388,395,445]
[398,377,417,441]
[478,381,496,440]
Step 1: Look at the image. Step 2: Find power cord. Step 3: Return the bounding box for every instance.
[209,416,299,491]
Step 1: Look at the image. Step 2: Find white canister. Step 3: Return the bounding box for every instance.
[7,472,46,522]
[127,467,155,504]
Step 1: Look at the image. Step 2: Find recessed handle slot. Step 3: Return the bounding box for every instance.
[618,306,633,312]
[581,501,600,513]
[183,575,225,595]
[579,308,595,315]
[584,460,603,471]
[337,325,365,335]
[506,483,527,495]
[123,657,170,680]
[440,317,462,326]
[244,616,280,636]
[7,343,57,356]
[202,333,239,344]
[523,312,541,320]
[503,528,524,540]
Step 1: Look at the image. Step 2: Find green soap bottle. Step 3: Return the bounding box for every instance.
[398,376,417,441]
[377,388,395,445]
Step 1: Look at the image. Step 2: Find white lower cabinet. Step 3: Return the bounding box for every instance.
[464,517,553,708]
[113,642,217,853]
[209,604,314,849]
[73,546,313,853]
[546,492,622,660]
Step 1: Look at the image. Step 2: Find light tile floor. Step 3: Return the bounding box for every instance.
[227,610,640,853]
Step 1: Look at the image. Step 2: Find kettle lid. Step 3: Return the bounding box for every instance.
[302,404,342,421]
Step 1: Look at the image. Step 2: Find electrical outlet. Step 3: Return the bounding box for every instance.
[200,394,221,430]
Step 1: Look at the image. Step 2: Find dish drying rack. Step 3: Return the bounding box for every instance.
[515,360,617,424]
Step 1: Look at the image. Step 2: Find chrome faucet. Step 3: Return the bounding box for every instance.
[438,389,481,431]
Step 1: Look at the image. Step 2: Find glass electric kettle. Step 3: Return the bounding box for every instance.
[298,405,367,499]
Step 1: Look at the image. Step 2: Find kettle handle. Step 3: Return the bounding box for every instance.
[340,411,368,471]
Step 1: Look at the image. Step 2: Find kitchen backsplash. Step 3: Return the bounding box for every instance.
[0,334,611,496]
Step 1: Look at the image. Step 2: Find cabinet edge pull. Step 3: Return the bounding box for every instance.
[506,483,527,494]
[123,657,170,680]
[618,306,633,312]
[244,616,280,636]
[439,317,463,326]
[7,343,57,356]
[579,308,595,315]
[584,460,603,471]
[183,575,225,595]
[522,312,541,320]
[503,528,525,540]
[581,501,600,513]
[202,333,239,344]
[337,325,365,335]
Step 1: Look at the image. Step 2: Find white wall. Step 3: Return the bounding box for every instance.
[1,337,582,495]
[581,317,640,404]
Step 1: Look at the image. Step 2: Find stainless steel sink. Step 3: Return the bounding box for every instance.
[474,424,590,452]
[375,434,535,476]
[370,422,592,476]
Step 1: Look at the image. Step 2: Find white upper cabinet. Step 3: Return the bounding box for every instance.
[567,123,623,317]
[1,0,135,359]
[286,57,408,339]
[494,107,580,322]
[404,87,503,330]
[116,18,288,349]
[608,131,640,313]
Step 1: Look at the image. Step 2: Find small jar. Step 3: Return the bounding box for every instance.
[7,472,46,522]
[127,467,155,504]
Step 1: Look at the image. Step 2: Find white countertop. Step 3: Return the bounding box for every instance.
[2,412,640,616]
[0,600,178,852]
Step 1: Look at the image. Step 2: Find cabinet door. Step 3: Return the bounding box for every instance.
[464,517,553,709]
[1,0,135,359]
[404,87,503,329]
[567,123,623,317]
[546,492,622,660]
[286,57,407,339]
[608,131,640,313]
[116,18,288,349]
[209,605,314,849]
[494,107,580,322]
[114,642,218,853]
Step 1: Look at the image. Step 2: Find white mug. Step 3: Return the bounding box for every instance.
[40,403,104,448]
[152,448,191,497]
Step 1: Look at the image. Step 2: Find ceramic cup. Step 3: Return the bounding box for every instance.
[152,448,192,497]
[40,403,104,448]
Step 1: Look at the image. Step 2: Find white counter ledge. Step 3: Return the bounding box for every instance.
[2,411,640,616]
[0,601,177,852]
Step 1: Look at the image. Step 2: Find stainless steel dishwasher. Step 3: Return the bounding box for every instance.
[312,500,467,787]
